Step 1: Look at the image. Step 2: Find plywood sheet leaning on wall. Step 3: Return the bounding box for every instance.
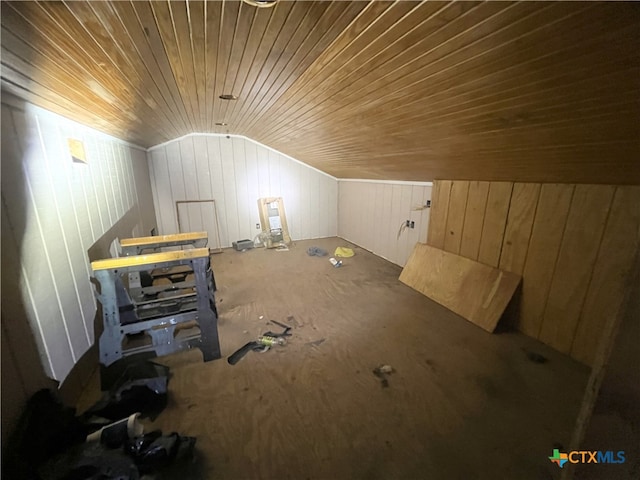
[399,243,522,333]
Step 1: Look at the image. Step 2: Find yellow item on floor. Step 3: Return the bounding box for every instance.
[334,247,355,258]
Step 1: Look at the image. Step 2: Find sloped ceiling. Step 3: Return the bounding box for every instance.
[1,1,639,183]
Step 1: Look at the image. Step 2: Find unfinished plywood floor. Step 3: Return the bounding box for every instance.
[79,237,589,479]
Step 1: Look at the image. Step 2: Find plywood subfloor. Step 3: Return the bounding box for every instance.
[78,238,589,479]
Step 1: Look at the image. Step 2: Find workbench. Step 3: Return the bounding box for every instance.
[92,247,221,366]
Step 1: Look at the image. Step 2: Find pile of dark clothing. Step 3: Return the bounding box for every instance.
[3,361,198,480]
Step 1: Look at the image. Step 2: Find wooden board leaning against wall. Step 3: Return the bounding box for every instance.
[426,180,640,367]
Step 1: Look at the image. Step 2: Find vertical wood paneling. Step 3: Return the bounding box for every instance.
[443,181,469,255]
[431,178,634,366]
[477,181,513,267]
[337,181,431,266]
[517,184,574,338]
[426,180,451,249]
[459,181,489,260]
[148,134,338,246]
[1,98,155,382]
[538,185,616,354]
[570,186,640,365]
[499,183,541,275]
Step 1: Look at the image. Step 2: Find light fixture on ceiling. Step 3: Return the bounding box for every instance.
[215,122,228,126]
[219,94,238,100]
[242,0,278,8]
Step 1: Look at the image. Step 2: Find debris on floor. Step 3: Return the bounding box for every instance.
[306,338,326,347]
[334,246,355,258]
[87,360,170,421]
[227,319,293,365]
[40,429,197,480]
[307,246,328,256]
[5,388,197,480]
[373,364,395,388]
[523,349,549,364]
[329,257,343,267]
[232,239,254,251]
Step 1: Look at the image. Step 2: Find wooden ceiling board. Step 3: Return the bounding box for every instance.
[1,1,638,184]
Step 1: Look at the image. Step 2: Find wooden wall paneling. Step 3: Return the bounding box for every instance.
[516,184,574,338]
[86,137,112,227]
[399,243,522,333]
[373,183,385,256]
[2,99,155,381]
[499,183,541,274]
[443,181,470,255]
[477,182,513,267]
[538,185,616,354]
[570,186,640,365]
[28,116,88,358]
[131,148,156,237]
[426,180,452,249]
[221,137,241,244]
[193,136,215,228]
[179,137,200,231]
[232,137,252,240]
[149,148,176,235]
[244,140,261,233]
[459,181,489,260]
[149,135,338,246]
[1,109,65,380]
[208,136,230,245]
[406,185,425,265]
[388,185,403,264]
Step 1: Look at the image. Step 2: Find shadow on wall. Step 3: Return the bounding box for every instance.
[1,93,57,451]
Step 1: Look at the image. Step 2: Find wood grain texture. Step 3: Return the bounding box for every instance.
[426,180,451,249]
[570,186,640,365]
[2,1,639,183]
[459,181,489,261]
[538,185,616,354]
[443,181,469,255]
[400,243,521,332]
[517,184,574,338]
[499,183,541,275]
[477,182,513,267]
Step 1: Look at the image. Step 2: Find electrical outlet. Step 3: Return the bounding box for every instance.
[406,220,410,227]
[256,223,261,229]
[426,200,431,208]
[410,221,415,229]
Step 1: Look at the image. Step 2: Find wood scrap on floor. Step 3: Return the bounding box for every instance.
[399,243,521,332]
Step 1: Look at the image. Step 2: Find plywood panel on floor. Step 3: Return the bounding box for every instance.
[428,179,637,366]
[399,243,521,332]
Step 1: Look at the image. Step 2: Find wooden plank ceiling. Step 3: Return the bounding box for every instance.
[2,1,639,183]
